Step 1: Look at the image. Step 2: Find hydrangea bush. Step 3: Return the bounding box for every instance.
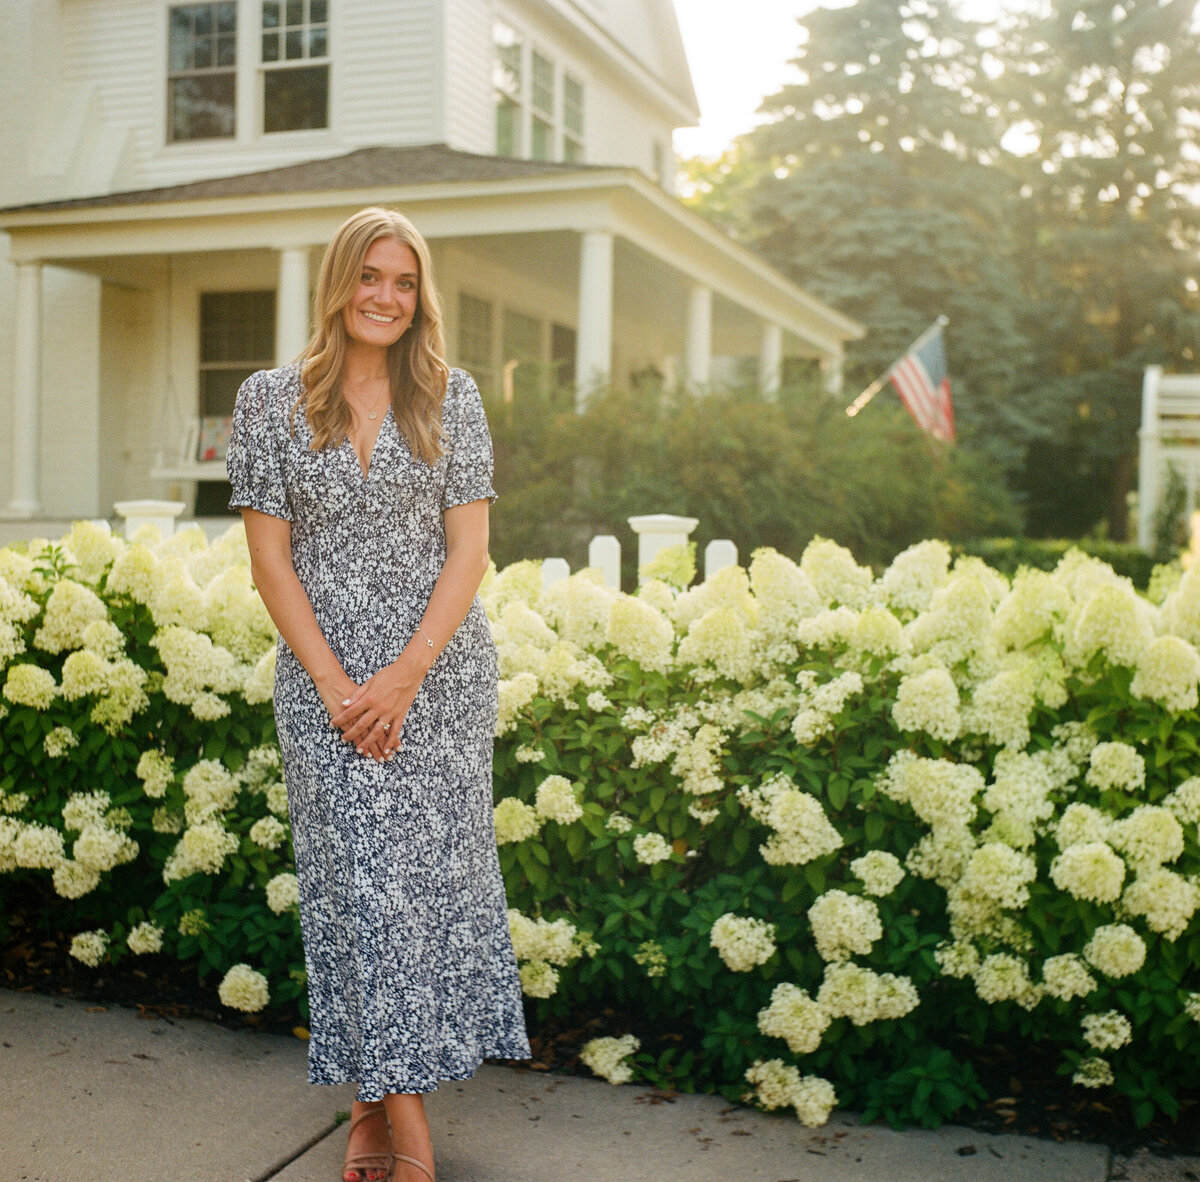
[3,521,1200,1131]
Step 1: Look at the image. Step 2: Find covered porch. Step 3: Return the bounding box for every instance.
[0,145,863,523]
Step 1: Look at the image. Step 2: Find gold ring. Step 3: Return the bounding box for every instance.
[381,722,390,731]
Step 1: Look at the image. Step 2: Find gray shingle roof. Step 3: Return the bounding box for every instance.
[1,143,612,214]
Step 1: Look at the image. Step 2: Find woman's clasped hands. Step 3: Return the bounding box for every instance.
[320,658,426,762]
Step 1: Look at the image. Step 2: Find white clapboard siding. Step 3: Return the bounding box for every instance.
[442,0,497,155]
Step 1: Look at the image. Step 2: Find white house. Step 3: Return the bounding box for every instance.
[0,0,863,528]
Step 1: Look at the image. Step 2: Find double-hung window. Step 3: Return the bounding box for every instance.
[493,23,585,163]
[261,0,331,133]
[168,3,238,142]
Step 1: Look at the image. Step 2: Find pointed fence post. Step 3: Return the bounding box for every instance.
[541,557,571,588]
[627,514,699,584]
[705,539,738,580]
[588,534,621,590]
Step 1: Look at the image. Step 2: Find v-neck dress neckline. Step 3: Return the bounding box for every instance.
[346,405,393,481]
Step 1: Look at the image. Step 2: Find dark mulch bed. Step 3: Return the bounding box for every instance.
[4,898,1198,1160]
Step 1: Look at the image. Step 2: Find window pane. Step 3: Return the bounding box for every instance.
[216,3,236,33]
[458,293,493,372]
[194,34,213,66]
[531,116,552,161]
[496,99,517,156]
[286,0,303,25]
[308,25,328,57]
[564,74,583,136]
[201,291,276,364]
[310,0,327,22]
[169,73,236,141]
[194,5,212,35]
[264,64,329,132]
[531,51,553,115]
[262,32,279,61]
[503,309,540,362]
[216,32,236,67]
[263,1,281,29]
[563,138,582,163]
[285,28,303,58]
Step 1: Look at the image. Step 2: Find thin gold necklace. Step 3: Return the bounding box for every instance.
[343,383,390,421]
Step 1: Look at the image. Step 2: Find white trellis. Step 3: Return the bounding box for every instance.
[1137,366,1200,551]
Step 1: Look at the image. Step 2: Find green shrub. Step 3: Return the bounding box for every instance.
[4,524,1200,1131]
[953,536,1160,590]
[489,382,1020,576]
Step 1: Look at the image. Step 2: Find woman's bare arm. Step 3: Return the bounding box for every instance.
[331,498,491,755]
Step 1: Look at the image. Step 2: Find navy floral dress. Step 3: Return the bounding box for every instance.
[227,362,531,1099]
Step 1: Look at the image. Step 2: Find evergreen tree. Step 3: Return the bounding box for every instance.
[691,1,1045,483]
[998,0,1200,537]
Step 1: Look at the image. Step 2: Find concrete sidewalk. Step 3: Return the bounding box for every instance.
[0,990,1192,1182]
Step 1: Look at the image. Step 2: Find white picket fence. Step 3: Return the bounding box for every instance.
[110,502,738,593]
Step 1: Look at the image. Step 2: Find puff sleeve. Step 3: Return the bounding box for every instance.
[441,370,498,510]
[226,371,293,521]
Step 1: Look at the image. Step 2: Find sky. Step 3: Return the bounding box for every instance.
[670,0,1012,161]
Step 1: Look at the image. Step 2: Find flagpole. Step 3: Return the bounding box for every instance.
[844,315,948,418]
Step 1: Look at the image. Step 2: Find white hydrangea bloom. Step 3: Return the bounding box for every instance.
[266,872,300,913]
[795,606,859,649]
[905,824,977,888]
[991,568,1072,650]
[749,547,823,634]
[126,921,164,955]
[52,859,102,899]
[816,962,885,1026]
[1167,777,1200,826]
[3,664,58,710]
[972,953,1042,1009]
[807,890,883,962]
[879,540,952,614]
[506,910,581,967]
[633,940,667,978]
[496,672,538,735]
[218,963,270,1012]
[737,776,843,866]
[677,605,753,682]
[1050,842,1126,904]
[1160,563,1200,645]
[181,759,238,823]
[850,850,905,897]
[493,797,542,844]
[534,775,583,824]
[518,960,559,997]
[1041,954,1097,1001]
[243,647,277,705]
[632,832,672,865]
[1085,742,1146,793]
[69,929,110,968]
[801,537,874,609]
[1066,582,1154,670]
[73,824,133,873]
[905,573,995,669]
[81,619,125,660]
[1130,635,1200,712]
[1056,803,1112,850]
[249,816,287,850]
[710,913,777,972]
[14,823,65,869]
[62,791,111,832]
[605,812,633,834]
[1109,806,1184,872]
[43,725,80,758]
[1184,993,1200,1024]
[962,657,1039,749]
[934,939,981,979]
[32,579,109,653]
[580,1034,640,1085]
[893,663,961,740]
[879,752,982,830]
[1072,1057,1114,1089]
[1081,1010,1132,1052]
[956,843,1038,912]
[756,982,831,1055]
[1122,868,1200,941]
[162,822,239,881]
[1083,923,1147,979]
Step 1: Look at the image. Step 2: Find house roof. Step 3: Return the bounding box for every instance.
[0,144,605,214]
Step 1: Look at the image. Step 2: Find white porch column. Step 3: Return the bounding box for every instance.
[7,261,43,515]
[822,348,845,396]
[276,246,312,365]
[684,283,712,389]
[575,230,614,409]
[759,322,783,399]
[628,513,699,584]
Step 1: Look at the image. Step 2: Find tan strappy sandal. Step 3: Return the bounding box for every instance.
[390,1151,435,1181]
[342,1103,392,1182]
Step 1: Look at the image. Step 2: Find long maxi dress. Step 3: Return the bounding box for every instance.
[226,362,531,1100]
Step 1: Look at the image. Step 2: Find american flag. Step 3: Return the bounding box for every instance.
[888,321,955,442]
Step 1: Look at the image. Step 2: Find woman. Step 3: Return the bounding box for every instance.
[226,207,531,1182]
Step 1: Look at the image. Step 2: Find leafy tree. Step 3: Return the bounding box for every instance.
[684,0,1200,539]
[996,0,1200,537]
[688,1,1044,486]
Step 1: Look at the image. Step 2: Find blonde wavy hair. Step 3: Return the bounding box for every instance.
[293,207,449,464]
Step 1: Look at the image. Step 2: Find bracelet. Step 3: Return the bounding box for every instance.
[416,626,436,651]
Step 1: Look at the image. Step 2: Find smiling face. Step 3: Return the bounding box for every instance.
[340,236,420,352]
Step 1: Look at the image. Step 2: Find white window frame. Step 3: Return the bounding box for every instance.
[165,1,239,144]
[260,0,332,136]
[492,19,586,164]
